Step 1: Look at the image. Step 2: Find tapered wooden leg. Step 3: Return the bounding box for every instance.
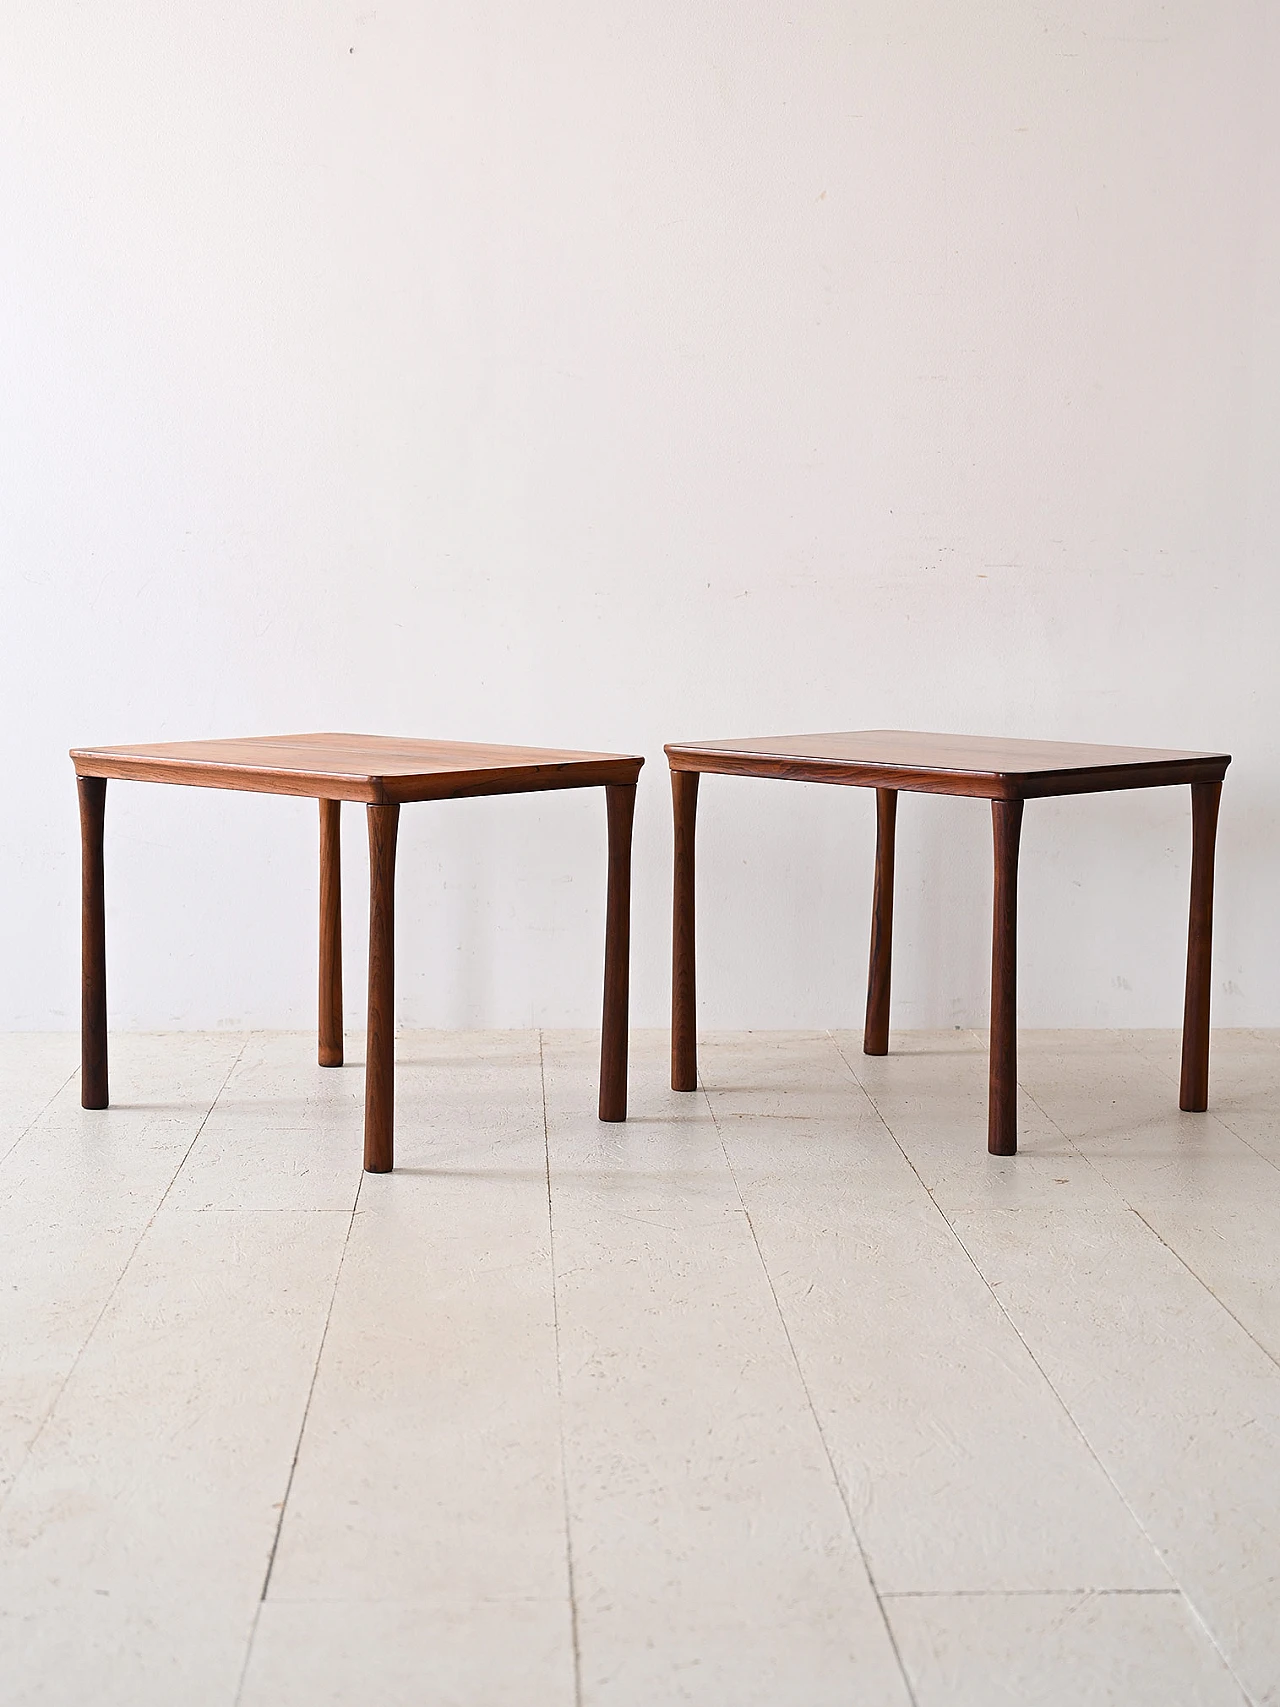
[671,769,700,1092]
[599,783,637,1122]
[364,802,399,1173]
[78,776,109,1109]
[863,788,897,1055]
[1180,779,1222,1112]
[319,799,343,1067]
[989,798,1023,1156]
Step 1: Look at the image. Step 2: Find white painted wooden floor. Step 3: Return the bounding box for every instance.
[2,1027,1278,1706]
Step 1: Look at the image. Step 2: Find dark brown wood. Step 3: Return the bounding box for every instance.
[319,799,343,1068]
[989,798,1024,1156]
[599,784,637,1122]
[671,769,700,1092]
[364,802,400,1173]
[1180,779,1222,1112]
[70,733,642,805]
[667,730,1230,1159]
[78,776,109,1110]
[665,730,1229,802]
[863,788,897,1056]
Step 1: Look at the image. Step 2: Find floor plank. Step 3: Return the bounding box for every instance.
[244,1033,575,1704]
[0,1207,348,1707]
[543,1030,910,1707]
[885,1590,1245,1706]
[703,1031,1168,1596]
[946,1202,1280,1704]
[0,1033,247,1500]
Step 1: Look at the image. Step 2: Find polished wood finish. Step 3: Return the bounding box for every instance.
[363,803,400,1174]
[863,788,897,1056]
[77,776,109,1109]
[671,769,700,1092]
[666,729,1229,801]
[989,799,1024,1156]
[666,729,1231,1156]
[318,799,343,1068]
[1180,779,1223,1113]
[72,733,644,1172]
[70,733,641,805]
[599,784,637,1122]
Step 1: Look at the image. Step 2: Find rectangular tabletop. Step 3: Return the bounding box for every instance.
[665,730,1230,800]
[71,733,644,804]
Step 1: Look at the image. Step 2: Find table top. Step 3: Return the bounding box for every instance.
[71,733,644,804]
[665,730,1230,800]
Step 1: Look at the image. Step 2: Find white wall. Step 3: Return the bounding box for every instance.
[2,1,1277,1035]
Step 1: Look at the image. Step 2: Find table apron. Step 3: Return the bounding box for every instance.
[70,758,383,801]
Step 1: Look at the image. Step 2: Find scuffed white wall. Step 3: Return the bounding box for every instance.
[2,1,1277,1032]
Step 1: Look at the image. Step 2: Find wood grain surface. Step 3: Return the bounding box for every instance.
[665,729,1230,800]
[71,733,643,804]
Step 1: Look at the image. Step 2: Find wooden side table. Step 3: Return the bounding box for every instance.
[70,734,644,1172]
[664,730,1231,1155]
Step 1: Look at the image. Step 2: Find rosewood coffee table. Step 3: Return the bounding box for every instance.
[665,730,1230,1155]
[71,734,644,1171]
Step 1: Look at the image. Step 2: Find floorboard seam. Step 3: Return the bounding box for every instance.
[541,1030,583,1707]
[234,1170,364,1705]
[0,1036,250,1528]
[0,1063,81,1171]
[880,1586,1182,1598]
[699,1069,921,1707]
[1128,1206,1280,1377]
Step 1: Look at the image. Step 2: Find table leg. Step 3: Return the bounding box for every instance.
[989,798,1023,1156]
[364,802,399,1173]
[599,783,637,1122]
[671,769,700,1092]
[319,799,343,1068]
[863,787,897,1055]
[1180,779,1222,1112]
[78,776,109,1109]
